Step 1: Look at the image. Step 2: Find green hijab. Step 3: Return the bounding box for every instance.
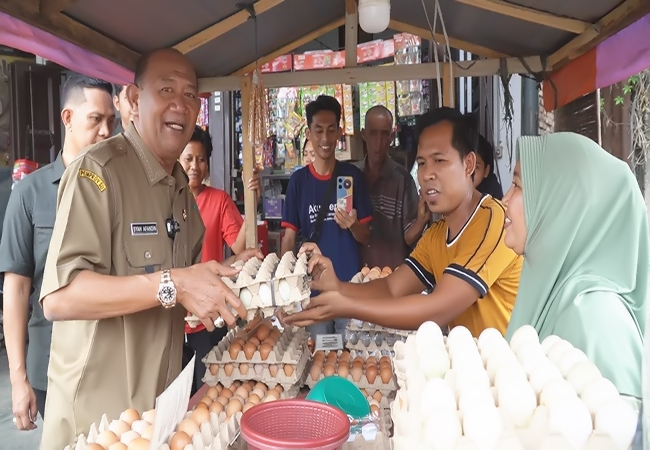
[505,132,647,398]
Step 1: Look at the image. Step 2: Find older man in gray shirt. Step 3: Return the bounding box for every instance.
[355,106,430,269]
[0,74,114,430]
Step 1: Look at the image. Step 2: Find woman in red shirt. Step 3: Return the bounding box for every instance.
[180,126,262,394]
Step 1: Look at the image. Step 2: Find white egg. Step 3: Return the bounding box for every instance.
[120,430,140,445]
[593,397,638,450]
[444,369,456,392]
[416,321,444,350]
[581,377,620,414]
[448,340,480,362]
[566,361,602,396]
[477,327,505,351]
[453,436,481,450]
[493,361,528,392]
[239,288,253,308]
[540,335,561,355]
[447,325,474,347]
[130,419,150,436]
[486,347,518,382]
[494,432,525,450]
[539,378,578,408]
[528,359,563,395]
[278,279,291,303]
[515,341,546,374]
[458,385,495,412]
[422,408,462,449]
[418,344,450,379]
[451,350,484,372]
[548,399,593,449]
[455,367,490,392]
[557,348,589,378]
[546,340,574,365]
[258,282,273,306]
[421,378,457,415]
[462,405,502,450]
[497,380,537,428]
[509,325,539,354]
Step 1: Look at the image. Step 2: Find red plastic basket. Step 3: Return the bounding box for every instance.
[240,399,351,450]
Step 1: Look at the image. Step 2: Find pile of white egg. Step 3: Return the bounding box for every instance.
[390,322,639,450]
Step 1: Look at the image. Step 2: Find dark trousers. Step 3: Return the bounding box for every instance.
[34,388,47,420]
[185,327,227,396]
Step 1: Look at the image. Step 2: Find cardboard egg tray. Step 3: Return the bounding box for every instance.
[306,350,397,396]
[185,253,311,328]
[347,319,413,338]
[202,342,309,392]
[204,326,309,366]
[345,331,404,354]
[342,431,391,450]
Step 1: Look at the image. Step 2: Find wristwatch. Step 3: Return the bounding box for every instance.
[157,269,177,308]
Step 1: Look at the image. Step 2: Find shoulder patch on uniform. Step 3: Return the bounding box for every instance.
[85,134,129,166]
[78,168,107,192]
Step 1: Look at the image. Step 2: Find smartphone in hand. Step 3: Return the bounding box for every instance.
[336,176,353,213]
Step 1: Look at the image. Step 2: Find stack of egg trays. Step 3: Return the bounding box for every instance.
[306,349,397,396]
[202,327,310,392]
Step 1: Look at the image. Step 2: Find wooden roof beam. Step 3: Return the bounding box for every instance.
[388,19,508,58]
[549,0,650,68]
[174,0,285,54]
[231,17,346,76]
[39,0,80,17]
[454,0,590,34]
[202,56,547,91]
[0,0,139,69]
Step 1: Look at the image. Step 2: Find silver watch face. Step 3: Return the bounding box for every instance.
[159,284,177,305]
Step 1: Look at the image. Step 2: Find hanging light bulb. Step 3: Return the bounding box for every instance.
[358,0,391,34]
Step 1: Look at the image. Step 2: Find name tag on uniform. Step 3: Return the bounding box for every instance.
[131,222,158,236]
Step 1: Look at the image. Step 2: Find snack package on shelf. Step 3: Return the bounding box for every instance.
[307,349,396,396]
[185,253,310,329]
[202,322,310,391]
[343,84,355,135]
[390,321,640,450]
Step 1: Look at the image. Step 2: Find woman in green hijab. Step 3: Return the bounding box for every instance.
[502,132,646,398]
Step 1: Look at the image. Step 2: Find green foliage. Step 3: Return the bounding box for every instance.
[605,75,640,109]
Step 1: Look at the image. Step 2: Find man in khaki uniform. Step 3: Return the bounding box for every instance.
[39,49,246,450]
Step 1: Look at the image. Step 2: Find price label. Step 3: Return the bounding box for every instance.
[315,334,344,352]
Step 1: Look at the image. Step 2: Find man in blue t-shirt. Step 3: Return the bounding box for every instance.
[281,95,372,338]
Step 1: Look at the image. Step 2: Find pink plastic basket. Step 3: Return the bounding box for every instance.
[240,399,351,450]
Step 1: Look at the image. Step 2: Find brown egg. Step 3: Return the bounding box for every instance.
[366,356,377,367]
[360,389,368,397]
[141,409,156,425]
[248,393,261,404]
[228,342,242,359]
[234,386,249,399]
[254,381,267,391]
[108,443,128,450]
[365,365,378,384]
[243,402,256,413]
[352,356,365,367]
[216,396,230,407]
[269,328,282,338]
[120,430,140,445]
[199,395,213,406]
[382,266,393,275]
[326,351,338,363]
[209,401,224,415]
[339,351,351,362]
[283,364,294,377]
[351,366,363,382]
[379,356,391,367]
[259,343,273,361]
[323,364,336,377]
[127,438,151,450]
[216,363,226,375]
[337,364,350,378]
[221,388,234,398]
[310,364,322,381]
[380,367,392,383]
[190,407,210,425]
[232,380,242,388]
[119,408,140,425]
[361,266,370,276]
[231,337,245,348]
[226,398,242,417]
[243,342,257,359]
[169,431,192,450]
[96,430,120,448]
[263,336,277,347]
[177,418,199,436]
[372,390,383,402]
[239,363,249,375]
[370,403,380,416]
[269,364,279,377]
[206,386,220,400]
[87,445,106,450]
[263,390,279,402]
[273,384,284,393]
[245,380,256,390]
[256,324,271,341]
[367,268,381,280]
[108,420,131,438]
[313,351,325,362]
[232,394,247,406]
[252,387,266,399]
[141,424,154,440]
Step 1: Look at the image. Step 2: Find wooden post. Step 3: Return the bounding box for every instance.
[443,66,455,107]
[344,0,361,160]
[240,76,258,248]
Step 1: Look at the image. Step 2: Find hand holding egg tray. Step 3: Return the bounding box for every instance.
[185,252,311,328]
[390,321,640,450]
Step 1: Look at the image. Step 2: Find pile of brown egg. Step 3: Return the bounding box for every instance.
[82,408,156,450]
[309,350,393,385]
[359,266,393,281]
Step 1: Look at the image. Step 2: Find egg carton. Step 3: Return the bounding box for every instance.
[306,350,396,395]
[347,319,413,338]
[202,342,310,392]
[343,431,391,450]
[204,326,308,365]
[65,410,240,450]
[185,253,311,328]
[345,330,403,354]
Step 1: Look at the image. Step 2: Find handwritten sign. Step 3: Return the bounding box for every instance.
[150,355,195,448]
[315,334,344,352]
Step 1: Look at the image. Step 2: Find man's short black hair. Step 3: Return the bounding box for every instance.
[62,74,113,107]
[477,135,495,172]
[415,107,478,159]
[134,48,186,86]
[189,125,213,160]
[113,84,126,97]
[305,95,341,128]
[364,104,393,125]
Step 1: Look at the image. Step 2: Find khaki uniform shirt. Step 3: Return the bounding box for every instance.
[39,124,204,450]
